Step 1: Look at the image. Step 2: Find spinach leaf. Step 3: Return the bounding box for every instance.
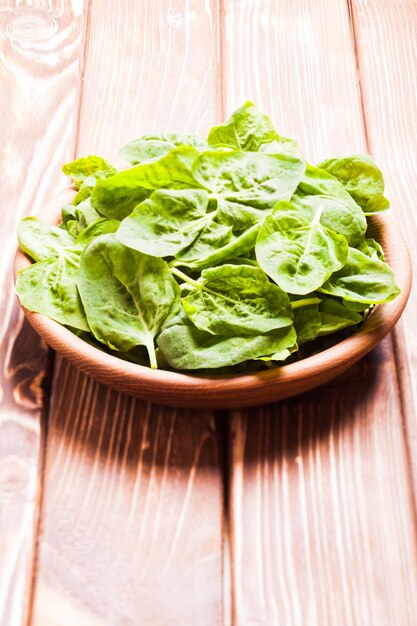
[120,133,207,164]
[73,170,116,205]
[256,201,348,294]
[291,296,321,345]
[193,150,306,209]
[90,146,200,219]
[157,314,297,369]
[16,218,120,332]
[317,296,362,335]
[118,191,262,269]
[61,199,102,237]
[177,264,293,336]
[17,217,74,262]
[258,137,298,156]
[291,193,367,247]
[62,156,116,190]
[358,237,386,261]
[318,154,389,214]
[77,234,180,368]
[117,189,212,257]
[320,247,400,303]
[175,223,260,270]
[208,101,279,151]
[16,258,89,331]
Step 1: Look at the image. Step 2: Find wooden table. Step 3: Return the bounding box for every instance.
[1,1,417,624]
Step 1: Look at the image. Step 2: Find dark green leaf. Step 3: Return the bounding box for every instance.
[318,296,362,335]
[157,314,297,369]
[77,234,180,367]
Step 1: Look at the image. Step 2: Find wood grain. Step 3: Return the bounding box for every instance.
[31,1,224,624]
[350,0,417,492]
[221,0,366,161]
[77,0,220,160]
[32,359,223,626]
[222,1,417,624]
[0,1,86,623]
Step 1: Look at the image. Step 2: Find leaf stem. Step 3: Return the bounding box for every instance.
[291,297,322,309]
[147,341,158,369]
[171,267,202,290]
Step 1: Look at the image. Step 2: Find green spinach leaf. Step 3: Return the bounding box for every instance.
[18,217,75,262]
[77,234,180,368]
[16,258,89,331]
[320,247,400,303]
[157,314,297,369]
[178,264,293,336]
[318,154,389,214]
[62,156,116,190]
[120,133,207,164]
[256,201,348,294]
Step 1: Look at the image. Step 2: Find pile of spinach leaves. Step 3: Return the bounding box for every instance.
[16,102,400,373]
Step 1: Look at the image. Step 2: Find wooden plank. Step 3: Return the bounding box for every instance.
[32,360,223,625]
[32,1,224,624]
[350,0,417,489]
[221,0,366,161]
[223,1,417,624]
[0,2,86,624]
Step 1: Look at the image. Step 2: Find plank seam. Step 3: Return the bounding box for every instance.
[346,0,371,152]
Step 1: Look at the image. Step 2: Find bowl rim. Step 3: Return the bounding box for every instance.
[13,190,412,407]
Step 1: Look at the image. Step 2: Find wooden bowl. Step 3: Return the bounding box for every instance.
[14,190,412,409]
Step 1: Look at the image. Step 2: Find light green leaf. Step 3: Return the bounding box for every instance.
[318,154,389,213]
[180,264,293,336]
[193,150,306,209]
[256,201,348,295]
[320,247,400,303]
[16,258,89,331]
[91,146,200,219]
[18,217,75,262]
[62,156,116,190]
[120,133,208,164]
[291,193,367,247]
[258,137,298,156]
[176,222,260,270]
[117,189,211,257]
[208,101,280,151]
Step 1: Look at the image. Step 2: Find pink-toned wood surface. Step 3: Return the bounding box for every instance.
[0,2,86,624]
[2,1,417,625]
[350,0,417,486]
[222,1,417,624]
[31,2,224,625]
